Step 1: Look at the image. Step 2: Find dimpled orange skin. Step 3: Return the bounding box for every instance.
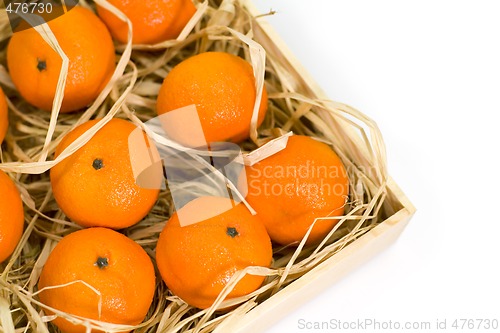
[6,6,115,113]
[38,227,156,333]
[156,52,268,144]
[156,196,273,309]
[242,135,349,246]
[50,118,159,229]
[97,0,195,45]
[168,0,197,39]
[0,170,24,263]
[0,87,8,143]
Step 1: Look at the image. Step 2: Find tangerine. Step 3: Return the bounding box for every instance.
[38,227,156,333]
[0,170,24,263]
[156,196,272,309]
[0,87,8,143]
[7,6,115,113]
[97,0,196,44]
[50,118,160,229]
[241,135,349,245]
[156,52,268,144]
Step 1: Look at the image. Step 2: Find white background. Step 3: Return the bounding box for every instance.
[251,1,500,332]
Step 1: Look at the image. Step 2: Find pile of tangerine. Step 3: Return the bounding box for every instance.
[0,1,349,332]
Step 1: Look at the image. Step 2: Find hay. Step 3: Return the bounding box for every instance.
[0,0,394,332]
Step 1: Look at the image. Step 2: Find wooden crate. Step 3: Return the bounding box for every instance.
[213,2,417,332]
[0,1,415,331]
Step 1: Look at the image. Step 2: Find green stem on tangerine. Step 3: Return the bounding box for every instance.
[95,257,108,269]
[92,158,104,170]
[37,59,46,72]
[226,227,239,238]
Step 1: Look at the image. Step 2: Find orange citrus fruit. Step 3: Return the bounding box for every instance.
[168,0,197,39]
[97,0,196,45]
[0,170,24,263]
[156,52,268,144]
[241,135,349,245]
[156,196,272,309]
[7,6,115,113]
[0,87,8,143]
[50,118,160,229]
[38,227,156,333]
